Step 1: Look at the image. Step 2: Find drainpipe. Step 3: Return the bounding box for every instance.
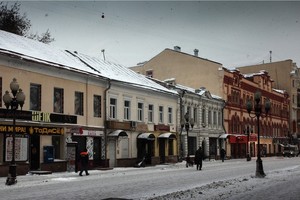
[178,89,186,162]
[104,79,111,166]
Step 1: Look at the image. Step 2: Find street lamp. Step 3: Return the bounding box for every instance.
[3,78,25,185]
[183,112,194,157]
[246,91,270,178]
[244,126,252,161]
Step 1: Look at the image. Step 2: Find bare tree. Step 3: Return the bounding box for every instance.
[0,2,54,43]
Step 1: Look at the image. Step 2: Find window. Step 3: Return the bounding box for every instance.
[218,111,222,127]
[93,95,101,118]
[53,88,64,113]
[75,91,84,115]
[213,111,217,125]
[159,106,164,123]
[208,110,212,125]
[124,100,131,120]
[110,98,117,119]
[138,102,144,121]
[148,104,154,123]
[202,108,206,125]
[52,136,61,159]
[193,107,197,124]
[168,107,173,124]
[30,83,41,111]
[188,137,197,155]
[146,70,153,78]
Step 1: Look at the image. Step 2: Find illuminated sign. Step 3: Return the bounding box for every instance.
[0,125,64,135]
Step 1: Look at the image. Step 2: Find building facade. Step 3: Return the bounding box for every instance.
[237,60,300,145]
[0,40,107,176]
[131,47,292,159]
[158,79,226,161]
[223,69,289,158]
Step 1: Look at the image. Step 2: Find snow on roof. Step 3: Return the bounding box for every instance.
[0,30,97,75]
[0,30,176,95]
[70,52,177,94]
[273,88,285,94]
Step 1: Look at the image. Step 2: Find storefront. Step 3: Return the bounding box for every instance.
[0,108,77,177]
[67,127,106,169]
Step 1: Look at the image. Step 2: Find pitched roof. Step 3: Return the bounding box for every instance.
[0,30,176,95]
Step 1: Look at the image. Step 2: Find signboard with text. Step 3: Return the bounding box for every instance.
[0,108,77,124]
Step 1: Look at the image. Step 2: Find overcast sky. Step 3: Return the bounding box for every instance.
[10,1,300,68]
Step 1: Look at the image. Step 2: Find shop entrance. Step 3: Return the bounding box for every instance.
[159,139,166,163]
[93,137,102,165]
[30,134,40,170]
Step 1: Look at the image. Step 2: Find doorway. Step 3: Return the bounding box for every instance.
[159,139,166,163]
[30,134,40,170]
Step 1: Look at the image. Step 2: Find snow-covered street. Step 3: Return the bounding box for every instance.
[1,157,300,200]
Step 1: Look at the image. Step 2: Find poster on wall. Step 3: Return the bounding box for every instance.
[5,137,28,162]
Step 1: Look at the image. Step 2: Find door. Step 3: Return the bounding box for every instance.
[159,139,166,163]
[93,137,102,166]
[30,134,40,170]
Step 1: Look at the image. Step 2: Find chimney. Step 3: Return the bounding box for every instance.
[174,46,181,51]
[194,49,199,57]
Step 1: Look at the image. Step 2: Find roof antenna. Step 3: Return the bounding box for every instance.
[269,50,272,63]
[101,49,106,60]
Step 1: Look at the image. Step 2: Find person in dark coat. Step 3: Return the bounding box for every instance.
[79,148,89,176]
[195,146,203,170]
[220,148,226,162]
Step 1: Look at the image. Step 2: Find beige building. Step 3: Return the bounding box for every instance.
[0,31,107,176]
[237,60,300,142]
[131,47,224,97]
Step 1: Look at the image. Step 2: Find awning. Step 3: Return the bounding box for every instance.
[108,130,128,137]
[137,133,155,140]
[158,132,176,139]
[219,134,229,139]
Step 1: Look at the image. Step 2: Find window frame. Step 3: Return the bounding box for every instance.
[74,91,84,116]
[30,83,42,111]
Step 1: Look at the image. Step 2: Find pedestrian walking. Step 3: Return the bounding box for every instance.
[79,148,89,176]
[220,148,226,162]
[195,146,203,170]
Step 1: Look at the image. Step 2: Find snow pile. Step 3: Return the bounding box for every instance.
[147,166,300,200]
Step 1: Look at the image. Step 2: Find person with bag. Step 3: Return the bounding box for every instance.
[195,146,203,170]
[79,148,89,176]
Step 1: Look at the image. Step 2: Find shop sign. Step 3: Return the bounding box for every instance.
[73,129,103,136]
[154,124,170,131]
[0,125,64,135]
[0,108,77,124]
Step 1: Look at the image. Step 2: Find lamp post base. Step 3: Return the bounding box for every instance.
[255,158,266,178]
[6,164,17,185]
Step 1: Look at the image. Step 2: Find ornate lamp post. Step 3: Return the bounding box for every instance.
[244,126,252,161]
[3,78,25,185]
[183,112,194,156]
[246,91,270,178]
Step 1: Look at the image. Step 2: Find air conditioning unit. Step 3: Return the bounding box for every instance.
[130,121,137,128]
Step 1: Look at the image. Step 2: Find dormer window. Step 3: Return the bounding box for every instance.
[146,70,153,78]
